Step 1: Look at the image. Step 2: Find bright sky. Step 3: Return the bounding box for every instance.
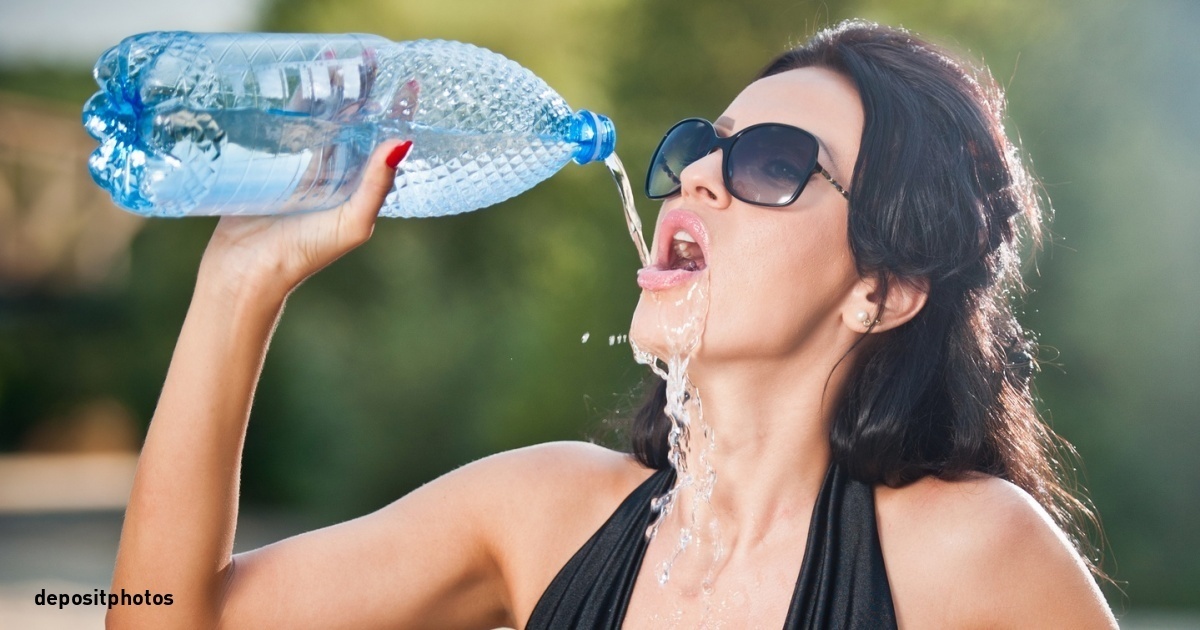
[0,0,265,66]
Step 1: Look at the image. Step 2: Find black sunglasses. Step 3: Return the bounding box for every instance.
[645,118,850,206]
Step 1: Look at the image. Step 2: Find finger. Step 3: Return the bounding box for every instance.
[340,140,412,237]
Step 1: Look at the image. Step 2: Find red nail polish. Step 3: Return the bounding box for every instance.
[386,141,413,169]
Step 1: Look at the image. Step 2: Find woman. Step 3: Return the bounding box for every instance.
[108,20,1118,629]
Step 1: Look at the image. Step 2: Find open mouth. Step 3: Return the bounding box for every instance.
[637,210,709,291]
[667,230,707,272]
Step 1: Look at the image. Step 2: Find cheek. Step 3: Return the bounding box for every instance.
[701,262,806,356]
[700,223,856,357]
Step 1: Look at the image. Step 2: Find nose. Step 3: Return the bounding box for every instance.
[677,149,732,209]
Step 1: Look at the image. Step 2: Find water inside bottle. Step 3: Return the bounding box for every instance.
[197,110,374,215]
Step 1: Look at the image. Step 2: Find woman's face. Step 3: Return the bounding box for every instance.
[629,67,865,370]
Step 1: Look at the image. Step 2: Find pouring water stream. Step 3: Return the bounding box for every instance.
[605,153,723,593]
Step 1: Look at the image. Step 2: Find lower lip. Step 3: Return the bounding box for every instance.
[637,267,706,291]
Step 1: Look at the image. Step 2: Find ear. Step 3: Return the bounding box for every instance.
[841,274,929,333]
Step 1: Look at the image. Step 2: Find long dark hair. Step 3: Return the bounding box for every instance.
[627,20,1101,572]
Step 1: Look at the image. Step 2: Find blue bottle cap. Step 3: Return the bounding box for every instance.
[570,109,616,165]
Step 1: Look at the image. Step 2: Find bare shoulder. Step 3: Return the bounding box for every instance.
[454,440,653,511]
[451,441,655,622]
[446,441,653,545]
[875,475,1116,629]
[219,441,648,629]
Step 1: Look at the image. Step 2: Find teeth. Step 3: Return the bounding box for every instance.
[672,230,696,243]
[663,227,704,271]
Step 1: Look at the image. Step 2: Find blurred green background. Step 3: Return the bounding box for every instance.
[1,0,1197,622]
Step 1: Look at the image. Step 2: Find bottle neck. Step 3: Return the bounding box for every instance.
[570,110,616,165]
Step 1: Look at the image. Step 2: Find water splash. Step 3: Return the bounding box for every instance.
[629,272,713,586]
[609,150,723,601]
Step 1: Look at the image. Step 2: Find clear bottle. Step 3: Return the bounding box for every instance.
[82,32,615,218]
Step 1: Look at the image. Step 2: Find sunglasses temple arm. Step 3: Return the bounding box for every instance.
[816,165,851,200]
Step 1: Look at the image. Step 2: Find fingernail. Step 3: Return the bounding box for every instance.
[386,141,413,169]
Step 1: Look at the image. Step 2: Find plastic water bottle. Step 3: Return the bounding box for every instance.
[82,32,616,218]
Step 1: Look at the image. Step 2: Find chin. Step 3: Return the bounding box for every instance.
[629,278,711,364]
[628,292,666,358]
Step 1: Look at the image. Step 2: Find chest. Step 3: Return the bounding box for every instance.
[620,528,808,630]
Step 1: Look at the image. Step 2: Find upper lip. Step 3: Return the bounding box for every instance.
[653,208,710,270]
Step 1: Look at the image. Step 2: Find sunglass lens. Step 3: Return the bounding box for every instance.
[727,126,818,205]
[647,120,712,198]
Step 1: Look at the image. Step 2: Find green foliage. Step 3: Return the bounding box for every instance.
[1008,1,1200,608]
[0,66,95,105]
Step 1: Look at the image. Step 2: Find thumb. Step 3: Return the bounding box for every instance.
[340,140,412,232]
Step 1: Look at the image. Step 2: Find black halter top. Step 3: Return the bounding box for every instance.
[525,463,896,629]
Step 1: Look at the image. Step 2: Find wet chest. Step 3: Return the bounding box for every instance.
[620,529,808,630]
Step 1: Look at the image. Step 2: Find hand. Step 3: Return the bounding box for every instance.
[199,140,412,298]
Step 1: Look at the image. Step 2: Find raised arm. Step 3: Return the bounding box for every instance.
[103,141,516,628]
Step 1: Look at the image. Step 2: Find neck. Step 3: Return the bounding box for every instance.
[660,342,859,548]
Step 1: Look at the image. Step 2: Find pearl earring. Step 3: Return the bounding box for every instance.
[857,310,878,328]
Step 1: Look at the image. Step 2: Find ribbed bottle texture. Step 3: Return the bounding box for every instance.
[82,32,615,218]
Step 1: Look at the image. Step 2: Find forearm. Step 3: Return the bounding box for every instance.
[109,265,289,628]
[106,141,404,628]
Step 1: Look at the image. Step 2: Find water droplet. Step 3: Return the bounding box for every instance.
[581,332,590,343]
